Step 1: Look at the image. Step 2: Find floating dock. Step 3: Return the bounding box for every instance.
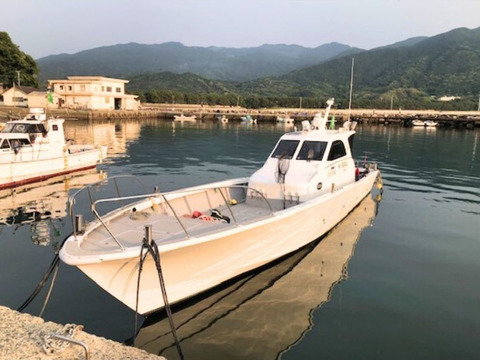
[0,305,165,360]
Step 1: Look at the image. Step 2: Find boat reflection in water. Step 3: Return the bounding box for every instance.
[0,169,106,246]
[133,194,380,360]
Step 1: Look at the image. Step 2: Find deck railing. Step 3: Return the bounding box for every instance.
[68,175,274,251]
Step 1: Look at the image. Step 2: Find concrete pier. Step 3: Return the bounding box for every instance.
[0,306,165,360]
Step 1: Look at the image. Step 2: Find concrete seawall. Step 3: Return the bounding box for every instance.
[1,104,480,127]
[0,306,165,360]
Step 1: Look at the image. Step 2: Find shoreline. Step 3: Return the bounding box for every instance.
[1,104,480,127]
[0,305,165,360]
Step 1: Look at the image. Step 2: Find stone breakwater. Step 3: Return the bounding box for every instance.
[0,305,165,360]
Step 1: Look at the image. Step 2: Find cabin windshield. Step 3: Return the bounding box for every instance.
[296,141,328,161]
[271,140,299,159]
[0,123,44,134]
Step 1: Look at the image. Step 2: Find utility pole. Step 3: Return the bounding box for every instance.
[16,70,21,87]
[299,96,302,109]
[390,95,394,110]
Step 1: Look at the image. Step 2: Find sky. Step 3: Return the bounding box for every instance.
[1,0,480,59]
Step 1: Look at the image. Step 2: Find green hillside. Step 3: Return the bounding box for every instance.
[0,32,39,88]
[37,42,358,83]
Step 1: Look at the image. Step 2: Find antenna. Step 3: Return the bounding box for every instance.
[347,58,354,122]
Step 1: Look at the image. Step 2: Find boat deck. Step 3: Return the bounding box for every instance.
[79,202,274,253]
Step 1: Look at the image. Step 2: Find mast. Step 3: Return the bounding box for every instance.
[347,58,354,122]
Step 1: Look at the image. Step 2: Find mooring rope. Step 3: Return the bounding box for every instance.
[134,235,184,360]
[17,235,69,312]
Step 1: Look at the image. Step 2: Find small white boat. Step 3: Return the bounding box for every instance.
[412,119,425,127]
[174,113,197,122]
[0,109,107,190]
[241,115,257,124]
[218,115,229,123]
[277,115,294,125]
[424,120,438,127]
[60,98,382,315]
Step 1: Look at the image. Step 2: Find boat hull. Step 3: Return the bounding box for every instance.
[0,147,107,190]
[74,170,379,315]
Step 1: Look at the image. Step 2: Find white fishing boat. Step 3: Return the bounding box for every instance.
[0,109,107,190]
[60,98,382,315]
[173,113,197,122]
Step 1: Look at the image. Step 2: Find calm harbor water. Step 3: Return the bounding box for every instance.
[0,120,479,359]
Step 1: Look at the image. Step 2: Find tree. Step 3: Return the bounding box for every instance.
[0,32,39,88]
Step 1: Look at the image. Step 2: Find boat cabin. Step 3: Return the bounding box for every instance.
[0,109,66,157]
[248,100,357,209]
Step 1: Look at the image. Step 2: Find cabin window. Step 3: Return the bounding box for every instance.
[1,124,14,133]
[52,125,58,131]
[296,141,328,161]
[26,124,47,133]
[348,134,355,151]
[0,139,9,149]
[327,140,347,161]
[271,140,299,159]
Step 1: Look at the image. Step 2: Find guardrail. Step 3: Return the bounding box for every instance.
[68,175,274,251]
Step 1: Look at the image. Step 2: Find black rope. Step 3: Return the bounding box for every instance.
[17,234,69,312]
[134,237,184,360]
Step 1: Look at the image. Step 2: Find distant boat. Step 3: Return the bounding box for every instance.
[241,115,257,124]
[218,115,228,123]
[0,108,107,190]
[424,120,438,127]
[174,113,197,122]
[412,119,425,127]
[276,115,294,125]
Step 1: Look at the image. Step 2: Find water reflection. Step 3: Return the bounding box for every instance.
[133,195,379,360]
[0,169,106,246]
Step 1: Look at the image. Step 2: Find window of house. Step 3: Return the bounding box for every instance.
[59,85,64,90]
[106,86,112,92]
[102,86,105,92]
[68,85,72,91]
[116,87,121,93]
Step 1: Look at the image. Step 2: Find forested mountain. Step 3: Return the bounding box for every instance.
[37,42,359,83]
[235,27,480,109]
[0,32,39,88]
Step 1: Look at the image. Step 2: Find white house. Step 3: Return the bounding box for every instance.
[1,85,37,107]
[48,76,140,110]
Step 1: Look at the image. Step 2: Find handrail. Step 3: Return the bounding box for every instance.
[71,179,275,251]
[68,175,150,239]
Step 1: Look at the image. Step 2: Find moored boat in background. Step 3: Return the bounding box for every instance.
[0,108,107,190]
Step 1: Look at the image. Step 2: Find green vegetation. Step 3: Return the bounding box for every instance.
[126,27,480,110]
[0,32,39,88]
[6,27,480,111]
